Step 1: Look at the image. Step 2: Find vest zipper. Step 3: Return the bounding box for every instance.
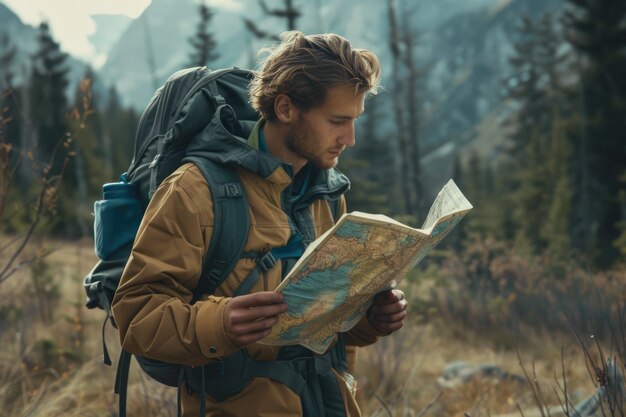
[262,270,268,291]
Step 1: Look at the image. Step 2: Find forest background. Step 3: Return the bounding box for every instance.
[0,0,625,416]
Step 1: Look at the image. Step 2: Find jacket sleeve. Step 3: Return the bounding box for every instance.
[111,165,239,365]
[345,315,385,347]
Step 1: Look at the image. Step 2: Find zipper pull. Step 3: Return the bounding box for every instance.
[149,154,161,169]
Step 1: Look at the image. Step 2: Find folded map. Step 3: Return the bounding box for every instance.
[259,179,473,354]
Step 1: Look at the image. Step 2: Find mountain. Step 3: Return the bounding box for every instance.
[95,0,565,200]
[0,3,38,84]
[419,0,561,150]
[88,14,132,68]
[98,0,500,109]
[99,0,243,108]
[1,0,566,201]
[414,0,563,195]
[0,2,90,95]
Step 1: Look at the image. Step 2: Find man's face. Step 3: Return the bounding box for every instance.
[286,85,365,170]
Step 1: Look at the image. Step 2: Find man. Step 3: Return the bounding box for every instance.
[112,31,408,417]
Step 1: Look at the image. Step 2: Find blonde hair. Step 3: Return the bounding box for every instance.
[249,31,381,121]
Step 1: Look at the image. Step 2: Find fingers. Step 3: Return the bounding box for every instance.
[373,289,405,305]
[226,316,281,346]
[369,305,408,327]
[230,315,280,334]
[370,318,405,334]
[368,308,407,333]
[369,297,407,316]
[369,307,407,321]
[368,290,408,334]
[227,291,287,324]
[223,291,288,347]
[230,291,285,308]
[228,302,288,324]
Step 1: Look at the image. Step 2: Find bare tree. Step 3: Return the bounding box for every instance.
[401,6,425,217]
[387,0,416,217]
[0,135,73,284]
[243,0,302,41]
[386,0,427,220]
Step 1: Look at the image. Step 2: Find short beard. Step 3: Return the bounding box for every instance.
[285,122,304,158]
[285,119,338,170]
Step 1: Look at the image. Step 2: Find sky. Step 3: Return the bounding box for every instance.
[1,0,152,66]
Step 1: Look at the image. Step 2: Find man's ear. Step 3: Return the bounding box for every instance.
[274,94,299,123]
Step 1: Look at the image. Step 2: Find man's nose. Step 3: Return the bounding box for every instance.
[339,122,356,147]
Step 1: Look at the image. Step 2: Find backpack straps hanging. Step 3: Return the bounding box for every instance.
[114,350,132,417]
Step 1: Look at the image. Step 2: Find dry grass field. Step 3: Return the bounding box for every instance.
[0,238,623,417]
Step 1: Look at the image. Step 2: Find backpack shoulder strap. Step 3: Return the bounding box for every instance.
[184,156,250,302]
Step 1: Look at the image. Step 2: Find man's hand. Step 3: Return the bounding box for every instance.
[367,289,408,335]
[223,291,288,347]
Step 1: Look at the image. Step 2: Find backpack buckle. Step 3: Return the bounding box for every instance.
[256,251,277,272]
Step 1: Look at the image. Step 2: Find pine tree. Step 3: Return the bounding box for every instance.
[188,1,219,68]
[512,129,551,254]
[564,0,626,267]
[0,33,20,152]
[0,33,16,89]
[506,13,565,148]
[29,22,70,174]
[0,33,19,225]
[503,12,568,254]
[100,87,117,181]
[463,151,490,236]
[102,87,138,177]
[492,158,517,241]
[458,149,517,242]
[28,22,74,235]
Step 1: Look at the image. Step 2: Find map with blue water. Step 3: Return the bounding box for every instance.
[260,179,473,354]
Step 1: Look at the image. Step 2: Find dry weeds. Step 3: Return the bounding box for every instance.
[0,238,622,417]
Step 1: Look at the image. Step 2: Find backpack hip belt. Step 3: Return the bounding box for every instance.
[184,337,348,417]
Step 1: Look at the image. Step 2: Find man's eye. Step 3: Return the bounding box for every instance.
[330,120,344,125]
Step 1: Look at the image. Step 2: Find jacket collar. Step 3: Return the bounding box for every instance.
[185,105,350,197]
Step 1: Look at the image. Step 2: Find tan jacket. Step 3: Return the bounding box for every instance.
[112,118,383,416]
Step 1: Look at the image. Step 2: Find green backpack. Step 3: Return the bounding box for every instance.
[84,66,266,414]
[84,66,258,321]
[83,66,346,417]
